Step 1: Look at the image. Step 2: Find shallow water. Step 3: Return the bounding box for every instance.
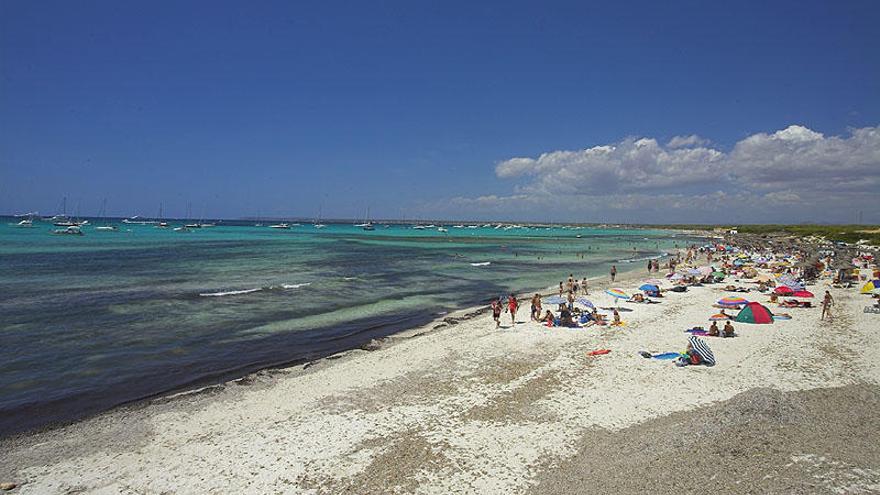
[0,218,697,435]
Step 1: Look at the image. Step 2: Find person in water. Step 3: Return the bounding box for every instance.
[491,298,502,328]
[507,294,519,325]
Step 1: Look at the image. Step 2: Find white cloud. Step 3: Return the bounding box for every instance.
[448,124,880,223]
[667,134,709,148]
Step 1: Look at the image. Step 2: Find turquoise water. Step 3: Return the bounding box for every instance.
[0,218,696,435]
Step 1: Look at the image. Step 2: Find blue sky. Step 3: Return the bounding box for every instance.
[2,0,879,223]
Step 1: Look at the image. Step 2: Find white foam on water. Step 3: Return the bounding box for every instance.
[281,283,311,289]
[199,288,262,297]
[470,262,491,267]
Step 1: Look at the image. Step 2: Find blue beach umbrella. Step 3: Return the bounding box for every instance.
[576,297,595,309]
[543,295,567,305]
[639,284,659,292]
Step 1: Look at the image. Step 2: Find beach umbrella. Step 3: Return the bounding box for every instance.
[709,313,729,321]
[698,266,713,276]
[687,268,702,276]
[773,286,794,296]
[576,297,595,309]
[543,295,567,305]
[791,290,814,298]
[860,280,880,294]
[688,336,716,366]
[639,283,659,292]
[734,302,774,324]
[643,279,662,285]
[669,273,684,280]
[717,296,748,307]
[606,288,629,299]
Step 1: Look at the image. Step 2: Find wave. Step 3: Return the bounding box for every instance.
[199,288,262,297]
[617,253,667,263]
[470,262,491,266]
[280,283,311,289]
[199,282,311,297]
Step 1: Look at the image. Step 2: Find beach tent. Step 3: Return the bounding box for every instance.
[861,280,880,294]
[735,302,774,324]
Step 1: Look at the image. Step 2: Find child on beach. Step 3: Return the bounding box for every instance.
[491,298,502,328]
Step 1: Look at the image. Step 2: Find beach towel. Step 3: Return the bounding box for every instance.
[587,349,611,356]
[689,336,715,366]
[651,352,680,360]
[685,329,708,336]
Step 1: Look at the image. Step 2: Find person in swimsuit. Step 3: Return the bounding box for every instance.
[491,298,502,328]
[530,294,542,321]
[822,290,834,320]
[581,277,589,295]
[723,321,735,337]
[507,294,518,325]
[708,321,720,337]
[610,265,617,282]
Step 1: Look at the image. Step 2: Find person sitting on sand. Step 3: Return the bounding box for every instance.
[612,308,622,326]
[630,293,645,303]
[723,321,735,337]
[675,336,716,367]
[544,310,555,327]
[591,307,607,325]
[708,321,720,337]
[719,309,731,319]
[769,293,778,304]
[559,306,574,327]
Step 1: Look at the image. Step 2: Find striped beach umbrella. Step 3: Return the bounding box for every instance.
[717,296,748,307]
[689,336,715,366]
[606,288,629,299]
[708,313,729,321]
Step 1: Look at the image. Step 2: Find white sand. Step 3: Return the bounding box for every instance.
[7,266,880,494]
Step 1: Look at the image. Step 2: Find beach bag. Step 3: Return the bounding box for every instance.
[689,352,702,365]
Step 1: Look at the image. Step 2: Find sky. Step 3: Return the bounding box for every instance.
[1,0,879,224]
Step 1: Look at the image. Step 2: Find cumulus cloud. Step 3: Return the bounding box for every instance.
[448,124,880,223]
[667,134,710,148]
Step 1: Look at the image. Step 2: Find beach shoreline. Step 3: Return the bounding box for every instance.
[4,241,878,494]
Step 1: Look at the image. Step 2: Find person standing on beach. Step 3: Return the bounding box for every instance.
[822,290,834,320]
[530,294,542,321]
[559,282,564,296]
[491,298,502,328]
[610,265,617,282]
[507,294,519,325]
[581,277,589,295]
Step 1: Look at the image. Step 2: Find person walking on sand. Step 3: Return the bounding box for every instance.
[530,293,542,321]
[610,265,617,282]
[491,298,502,328]
[822,290,834,320]
[507,294,519,325]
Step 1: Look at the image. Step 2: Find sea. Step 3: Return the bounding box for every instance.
[0,217,700,436]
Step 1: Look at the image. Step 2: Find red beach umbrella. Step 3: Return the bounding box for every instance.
[773,286,794,296]
[791,290,814,298]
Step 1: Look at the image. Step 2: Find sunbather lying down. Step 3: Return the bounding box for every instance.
[781,299,812,308]
[724,285,750,292]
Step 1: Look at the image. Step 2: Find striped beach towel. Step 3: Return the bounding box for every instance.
[688,336,715,366]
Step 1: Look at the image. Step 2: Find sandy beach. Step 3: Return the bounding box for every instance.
[3,255,880,494]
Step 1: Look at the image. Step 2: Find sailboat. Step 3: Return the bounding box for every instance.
[269,221,290,229]
[183,203,201,229]
[356,207,375,231]
[94,199,118,231]
[51,197,87,227]
[313,206,326,229]
[155,203,169,228]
